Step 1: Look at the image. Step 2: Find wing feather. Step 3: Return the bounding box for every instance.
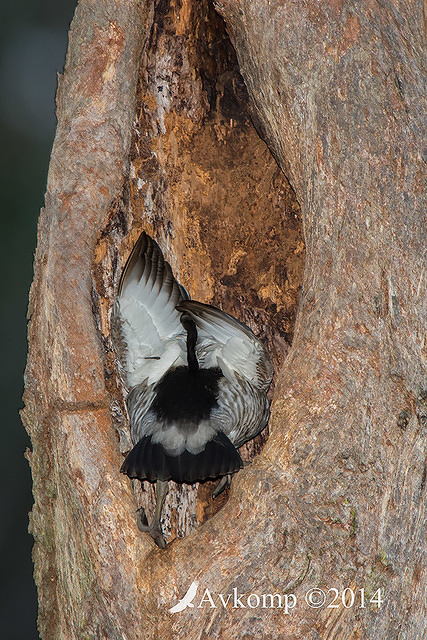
[177,300,273,391]
[113,233,189,388]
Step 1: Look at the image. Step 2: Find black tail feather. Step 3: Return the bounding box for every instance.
[120,432,243,483]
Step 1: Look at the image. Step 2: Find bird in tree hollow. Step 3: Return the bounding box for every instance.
[112,232,273,548]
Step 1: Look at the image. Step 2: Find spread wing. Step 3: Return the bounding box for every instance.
[112,232,189,388]
[177,300,273,392]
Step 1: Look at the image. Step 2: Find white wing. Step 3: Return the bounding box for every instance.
[112,233,189,388]
[177,300,273,391]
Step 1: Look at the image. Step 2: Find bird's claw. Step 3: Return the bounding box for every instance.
[212,474,231,499]
[136,507,149,529]
[150,527,167,549]
[136,508,167,549]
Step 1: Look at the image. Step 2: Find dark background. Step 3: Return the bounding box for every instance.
[1,1,77,638]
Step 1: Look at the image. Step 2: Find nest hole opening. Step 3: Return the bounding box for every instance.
[101,0,305,546]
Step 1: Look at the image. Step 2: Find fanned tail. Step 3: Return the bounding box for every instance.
[121,432,243,484]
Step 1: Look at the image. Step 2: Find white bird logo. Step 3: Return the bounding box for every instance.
[169,581,199,613]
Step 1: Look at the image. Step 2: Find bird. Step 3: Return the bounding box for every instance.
[112,231,273,548]
[169,580,199,613]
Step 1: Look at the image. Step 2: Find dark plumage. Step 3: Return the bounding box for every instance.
[152,367,222,424]
[112,232,273,547]
[121,431,242,484]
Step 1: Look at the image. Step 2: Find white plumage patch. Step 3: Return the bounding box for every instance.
[113,234,189,388]
[118,295,186,386]
[150,420,219,456]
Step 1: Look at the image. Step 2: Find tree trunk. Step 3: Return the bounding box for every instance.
[22,0,426,639]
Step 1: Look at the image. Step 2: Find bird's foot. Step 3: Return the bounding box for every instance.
[136,508,167,549]
[212,474,231,499]
[136,507,149,529]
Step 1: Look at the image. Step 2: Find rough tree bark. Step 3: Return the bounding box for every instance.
[22,0,426,639]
